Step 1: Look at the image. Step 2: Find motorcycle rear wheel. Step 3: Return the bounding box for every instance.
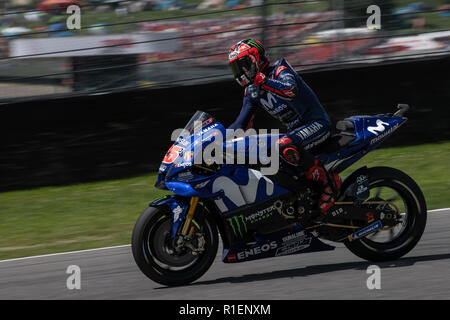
[344,167,427,262]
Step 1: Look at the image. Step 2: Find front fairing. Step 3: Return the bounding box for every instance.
[223,133,284,164]
[156,112,226,196]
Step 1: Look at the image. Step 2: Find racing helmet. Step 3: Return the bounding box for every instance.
[228,39,269,87]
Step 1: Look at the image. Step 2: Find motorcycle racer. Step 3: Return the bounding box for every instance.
[228,39,341,213]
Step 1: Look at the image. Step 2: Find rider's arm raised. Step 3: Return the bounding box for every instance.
[228,92,257,131]
[259,68,298,100]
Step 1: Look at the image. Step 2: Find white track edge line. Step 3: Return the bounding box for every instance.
[0,244,131,263]
[0,207,449,264]
[428,208,450,213]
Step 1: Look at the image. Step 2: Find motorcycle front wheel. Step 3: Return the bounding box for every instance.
[131,203,218,286]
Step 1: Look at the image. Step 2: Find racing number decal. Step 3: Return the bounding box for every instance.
[163,145,182,164]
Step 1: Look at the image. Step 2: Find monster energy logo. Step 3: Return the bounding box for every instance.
[245,205,275,224]
[227,214,248,237]
[248,39,263,51]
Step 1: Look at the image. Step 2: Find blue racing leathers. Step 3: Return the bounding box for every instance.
[229,58,331,150]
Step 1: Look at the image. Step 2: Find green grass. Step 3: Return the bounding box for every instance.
[0,141,449,260]
[0,173,168,260]
[342,141,450,209]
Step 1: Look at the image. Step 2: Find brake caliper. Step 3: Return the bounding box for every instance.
[174,233,206,256]
[365,198,400,228]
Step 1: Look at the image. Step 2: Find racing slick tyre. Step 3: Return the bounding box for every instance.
[344,167,427,262]
[132,204,219,286]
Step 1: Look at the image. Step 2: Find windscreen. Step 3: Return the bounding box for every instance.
[161,111,218,166]
[182,111,216,135]
[173,111,216,144]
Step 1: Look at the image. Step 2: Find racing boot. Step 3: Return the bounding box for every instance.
[304,159,341,213]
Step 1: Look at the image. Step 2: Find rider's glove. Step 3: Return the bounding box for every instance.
[253,72,266,86]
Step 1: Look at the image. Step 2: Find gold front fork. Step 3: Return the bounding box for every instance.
[181,197,199,235]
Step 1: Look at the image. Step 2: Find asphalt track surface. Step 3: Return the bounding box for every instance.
[1,209,449,300]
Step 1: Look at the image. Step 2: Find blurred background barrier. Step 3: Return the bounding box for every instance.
[0,55,449,191]
[1,0,450,100]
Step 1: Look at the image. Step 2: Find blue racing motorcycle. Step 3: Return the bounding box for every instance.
[131,104,427,286]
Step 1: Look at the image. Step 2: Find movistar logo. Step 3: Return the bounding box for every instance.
[259,92,277,111]
[368,119,389,135]
[227,215,247,237]
[370,123,400,145]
